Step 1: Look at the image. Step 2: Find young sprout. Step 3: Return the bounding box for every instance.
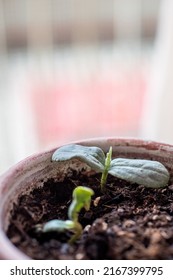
[43,186,94,244]
[100,146,112,190]
[52,144,170,192]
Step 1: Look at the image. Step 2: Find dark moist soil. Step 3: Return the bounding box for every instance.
[7,171,173,260]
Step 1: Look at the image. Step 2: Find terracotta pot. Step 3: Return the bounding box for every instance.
[0,137,173,260]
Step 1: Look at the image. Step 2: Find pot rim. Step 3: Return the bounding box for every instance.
[1,136,173,184]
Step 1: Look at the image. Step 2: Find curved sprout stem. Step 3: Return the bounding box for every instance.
[68,222,83,244]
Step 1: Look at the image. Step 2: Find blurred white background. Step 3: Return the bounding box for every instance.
[1,0,171,174]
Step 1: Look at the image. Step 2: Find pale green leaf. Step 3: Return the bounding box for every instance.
[43,220,74,232]
[52,144,105,172]
[109,158,170,188]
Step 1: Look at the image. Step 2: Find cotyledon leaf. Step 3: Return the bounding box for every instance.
[43,220,74,233]
[109,158,170,188]
[52,144,105,172]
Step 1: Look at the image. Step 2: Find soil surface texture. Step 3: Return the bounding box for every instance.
[7,171,173,259]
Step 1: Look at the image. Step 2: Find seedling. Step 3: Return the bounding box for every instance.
[43,186,94,244]
[52,144,170,192]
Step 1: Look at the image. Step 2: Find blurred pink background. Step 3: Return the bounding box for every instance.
[2,0,172,173]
